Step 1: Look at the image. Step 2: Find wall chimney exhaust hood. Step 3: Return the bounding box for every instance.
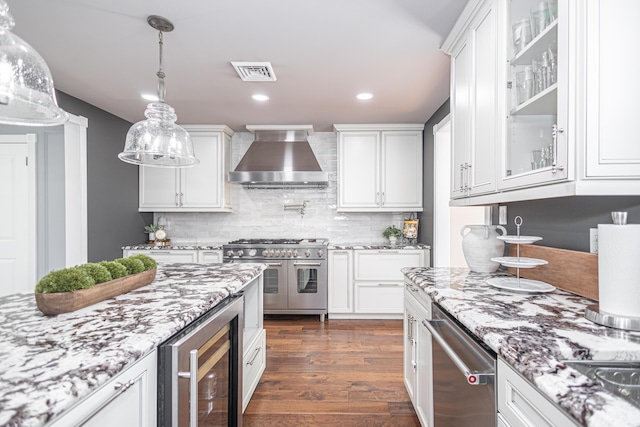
[229,125,328,188]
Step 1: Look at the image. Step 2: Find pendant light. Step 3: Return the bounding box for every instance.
[119,15,198,168]
[0,0,68,126]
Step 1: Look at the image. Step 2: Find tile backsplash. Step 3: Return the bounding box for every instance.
[155,131,416,244]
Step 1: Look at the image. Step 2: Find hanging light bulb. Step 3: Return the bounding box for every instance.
[0,0,68,126]
[119,15,198,168]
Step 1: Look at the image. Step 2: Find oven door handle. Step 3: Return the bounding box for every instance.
[424,319,494,385]
[266,262,283,267]
[293,262,322,267]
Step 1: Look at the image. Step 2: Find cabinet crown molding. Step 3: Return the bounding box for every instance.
[333,124,425,132]
[441,0,489,54]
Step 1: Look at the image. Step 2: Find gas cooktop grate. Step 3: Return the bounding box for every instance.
[227,239,303,245]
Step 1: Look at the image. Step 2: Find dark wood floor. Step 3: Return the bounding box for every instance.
[243,316,420,426]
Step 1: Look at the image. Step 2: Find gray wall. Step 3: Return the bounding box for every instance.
[56,92,152,262]
[492,196,640,252]
[418,99,450,247]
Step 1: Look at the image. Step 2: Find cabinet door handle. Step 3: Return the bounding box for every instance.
[180,192,184,207]
[382,191,385,205]
[466,163,472,192]
[332,251,350,254]
[377,283,401,287]
[246,346,262,366]
[551,124,565,174]
[459,164,465,192]
[380,250,399,253]
[175,192,179,207]
[376,191,380,204]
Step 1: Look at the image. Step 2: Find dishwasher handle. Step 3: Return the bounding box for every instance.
[424,319,494,385]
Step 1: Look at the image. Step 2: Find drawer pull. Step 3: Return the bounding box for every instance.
[377,283,401,287]
[247,346,262,366]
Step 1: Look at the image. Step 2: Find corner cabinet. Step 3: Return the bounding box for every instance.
[444,0,640,206]
[334,124,424,212]
[139,125,234,212]
[48,350,157,427]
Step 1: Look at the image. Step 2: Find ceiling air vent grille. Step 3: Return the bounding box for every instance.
[231,62,277,82]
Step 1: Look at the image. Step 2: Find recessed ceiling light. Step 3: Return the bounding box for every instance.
[252,94,270,101]
[141,93,158,101]
[356,93,374,100]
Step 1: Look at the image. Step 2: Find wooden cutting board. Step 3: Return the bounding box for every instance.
[507,245,598,301]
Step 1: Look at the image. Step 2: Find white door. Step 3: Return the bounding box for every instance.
[182,133,221,208]
[381,131,423,210]
[433,116,485,268]
[0,139,33,295]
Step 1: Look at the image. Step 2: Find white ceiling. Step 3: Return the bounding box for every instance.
[9,0,468,132]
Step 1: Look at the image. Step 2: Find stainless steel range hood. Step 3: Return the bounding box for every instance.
[229,125,328,188]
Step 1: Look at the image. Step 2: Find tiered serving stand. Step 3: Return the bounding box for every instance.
[486,216,556,293]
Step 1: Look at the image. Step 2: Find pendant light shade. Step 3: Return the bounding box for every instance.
[119,15,198,168]
[0,0,68,126]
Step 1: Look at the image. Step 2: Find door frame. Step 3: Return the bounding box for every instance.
[0,134,37,287]
[433,115,451,267]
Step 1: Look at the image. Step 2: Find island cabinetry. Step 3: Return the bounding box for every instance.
[49,350,157,427]
[497,359,578,427]
[443,0,499,199]
[240,276,266,412]
[403,284,433,427]
[139,125,234,212]
[123,249,199,263]
[329,249,429,318]
[334,124,423,212]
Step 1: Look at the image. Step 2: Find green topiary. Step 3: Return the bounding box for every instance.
[114,257,145,275]
[78,263,112,284]
[35,267,95,294]
[130,254,157,271]
[99,261,128,279]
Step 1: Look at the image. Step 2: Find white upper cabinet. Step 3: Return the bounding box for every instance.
[334,124,423,212]
[139,125,233,212]
[445,0,640,206]
[444,0,499,199]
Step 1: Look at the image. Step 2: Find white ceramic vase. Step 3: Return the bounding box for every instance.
[388,236,398,246]
[460,225,507,273]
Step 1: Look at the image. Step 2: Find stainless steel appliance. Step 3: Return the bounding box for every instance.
[224,239,328,321]
[158,295,243,427]
[564,360,640,409]
[424,303,496,427]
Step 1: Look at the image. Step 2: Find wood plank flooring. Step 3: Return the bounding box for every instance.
[243,316,420,426]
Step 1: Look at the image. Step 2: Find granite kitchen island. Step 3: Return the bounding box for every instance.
[403,267,640,427]
[0,262,266,427]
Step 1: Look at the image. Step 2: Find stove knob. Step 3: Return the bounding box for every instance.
[237,250,244,257]
[268,250,275,257]
[317,250,324,258]
[248,249,257,257]
[305,250,311,258]
[262,250,269,257]
[286,250,293,257]
[226,250,234,258]
[292,250,299,258]
[275,250,282,257]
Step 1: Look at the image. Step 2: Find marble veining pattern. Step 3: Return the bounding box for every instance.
[0,263,266,427]
[121,243,223,250]
[403,267,640,427]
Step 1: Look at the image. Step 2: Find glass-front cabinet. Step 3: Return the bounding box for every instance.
[499,0,569,190]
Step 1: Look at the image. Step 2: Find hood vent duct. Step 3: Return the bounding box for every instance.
[229,125,328,188]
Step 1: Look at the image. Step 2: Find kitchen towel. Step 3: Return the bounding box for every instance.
[598,224,640,318]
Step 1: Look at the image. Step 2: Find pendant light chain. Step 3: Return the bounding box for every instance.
[156,30,166,103]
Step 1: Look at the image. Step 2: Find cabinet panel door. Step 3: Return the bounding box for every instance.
[198,250,223,264]
[354,250,425,281]
[403,297,419,403]
[139,167,178,210]
[355,282,404,313]
[328,250,353,314]
[338,132,380,209]
[585,0,640,177]
[451,40,471,199]
[469,2,497,196]
[124,249,198,263]
[182,133,222,208]
[381,131,423,209]
[416,320,433,427]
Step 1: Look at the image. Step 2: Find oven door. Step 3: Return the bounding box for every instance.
[261,261,288,310]
[158,295,243,427]
[288,260,327,310]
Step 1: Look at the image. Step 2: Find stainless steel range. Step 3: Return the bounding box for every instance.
[223,239,328,322]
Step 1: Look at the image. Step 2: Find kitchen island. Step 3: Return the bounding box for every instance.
[403,267,640,427]
[0,262,266,427]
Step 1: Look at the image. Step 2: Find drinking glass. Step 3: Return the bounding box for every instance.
[512,18,532,54]
[530,2,550,38]
[531,149,543,170]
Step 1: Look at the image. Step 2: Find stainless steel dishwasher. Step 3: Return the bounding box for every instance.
[424,304,497,427]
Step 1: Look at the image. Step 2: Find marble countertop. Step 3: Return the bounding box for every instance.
[0,262,266,427]
[402,267,640,427]
[329,243,430,250]
[122,243,223,250]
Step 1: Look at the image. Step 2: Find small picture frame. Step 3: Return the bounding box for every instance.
[403,218,419,240]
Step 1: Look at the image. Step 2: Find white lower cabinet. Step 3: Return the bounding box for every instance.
[49,350,157,427]
[497,359,578,427]
[242,328,266,412]
[328,249,429,319]
[122,249,223,264]
[403,284,432,427]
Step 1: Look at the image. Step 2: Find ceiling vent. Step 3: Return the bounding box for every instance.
[231,62,277,82]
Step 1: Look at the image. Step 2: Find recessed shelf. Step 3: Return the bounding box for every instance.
[511,20,558,66]
[510,84,557,116]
